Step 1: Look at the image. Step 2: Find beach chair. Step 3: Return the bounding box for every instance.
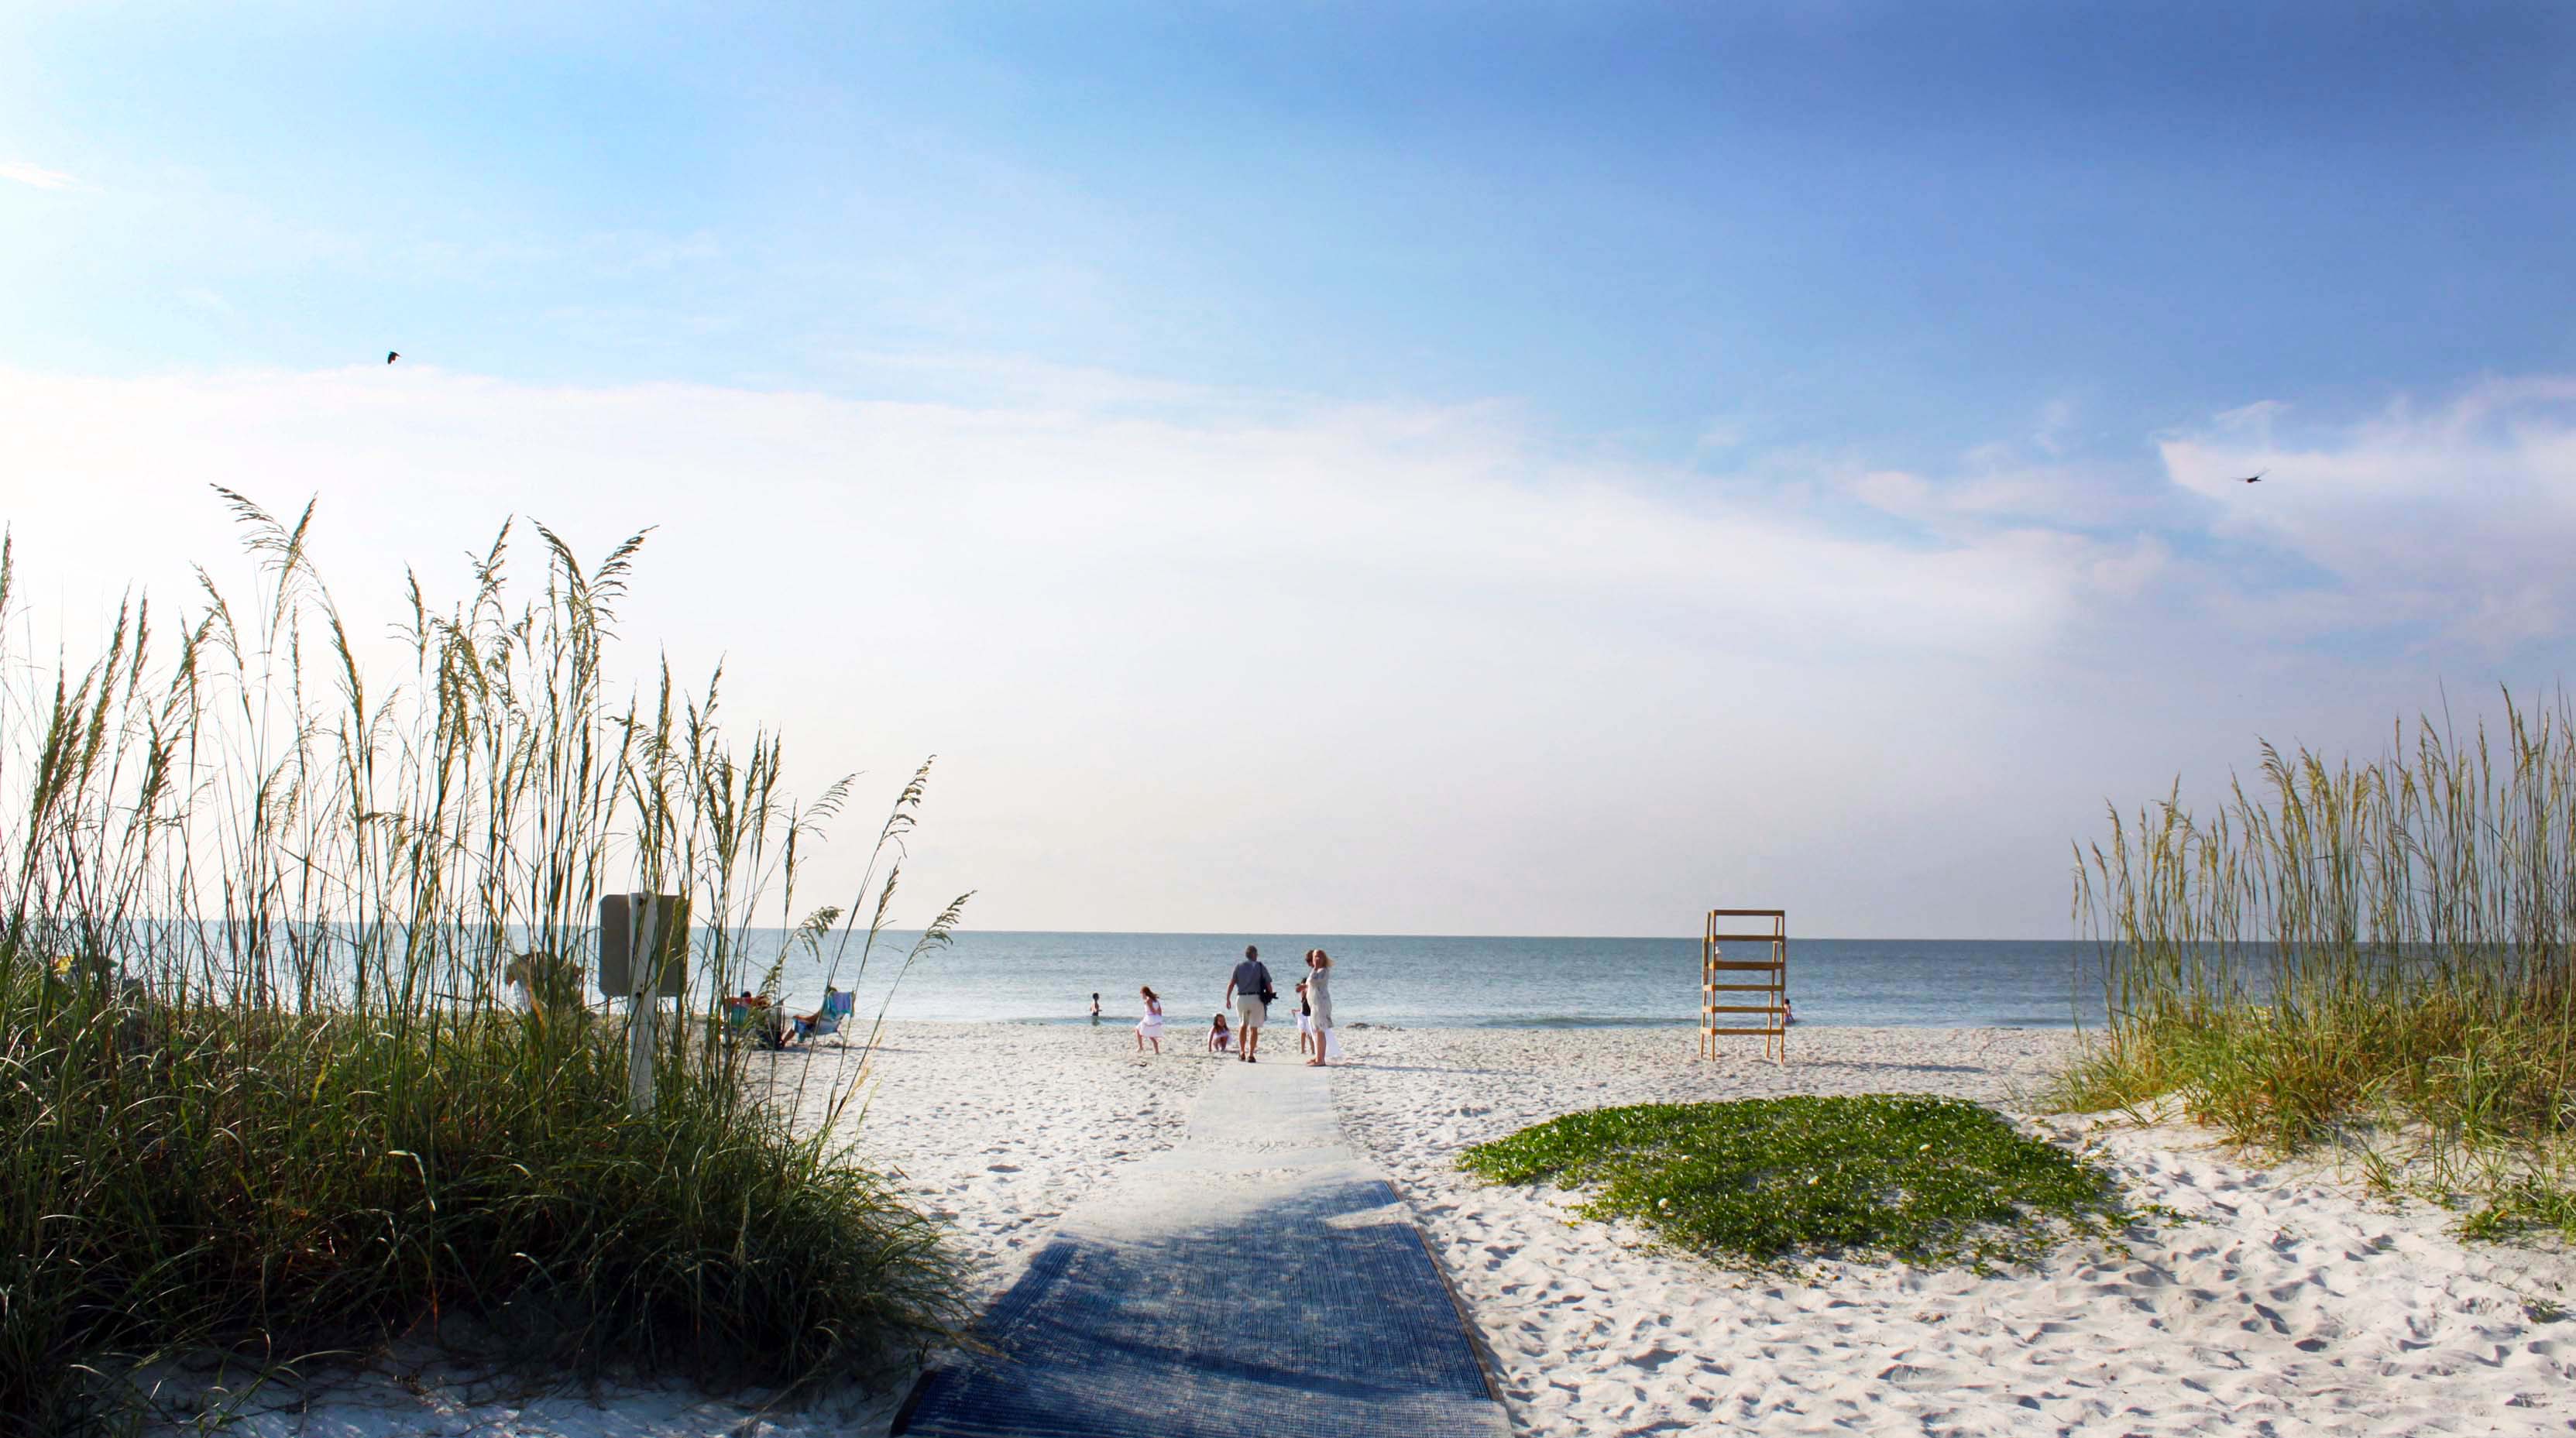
[726,998,790,1050]
[795,989,856,1045]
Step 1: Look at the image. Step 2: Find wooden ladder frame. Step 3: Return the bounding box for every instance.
[1701,908,1787,1063]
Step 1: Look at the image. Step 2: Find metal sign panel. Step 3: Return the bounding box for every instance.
[598,892,690,999]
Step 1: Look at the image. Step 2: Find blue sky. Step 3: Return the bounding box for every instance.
[13,2,2570,458]
[7,3,2576,935]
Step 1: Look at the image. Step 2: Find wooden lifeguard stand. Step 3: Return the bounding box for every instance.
[1700,908,1788,1063]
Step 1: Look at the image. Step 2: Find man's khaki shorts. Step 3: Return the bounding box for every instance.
[1235,995,1266,1029]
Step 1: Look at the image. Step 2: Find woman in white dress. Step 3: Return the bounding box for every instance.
[1303,951,1334,1067]
[1135,985,1164,1054]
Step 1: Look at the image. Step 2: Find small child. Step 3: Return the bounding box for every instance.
[1208,1011,1232,1054]
[1297,979,1314,1055]
[1136,985,1164,1054]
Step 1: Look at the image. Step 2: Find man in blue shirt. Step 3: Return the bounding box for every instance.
[1224,944,1273,1063]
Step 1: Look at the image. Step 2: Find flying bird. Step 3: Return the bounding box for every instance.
[2238,471,2265,484]
[386,351,400,365]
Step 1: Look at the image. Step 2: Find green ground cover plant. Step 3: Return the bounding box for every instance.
[2059,695,2576,1239]
[0,492,970,1435]
[1458,1095,2123,1270]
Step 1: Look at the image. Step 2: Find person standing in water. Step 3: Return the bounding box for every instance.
[1091,991,1101,1023]
[1224,944,1273,1062]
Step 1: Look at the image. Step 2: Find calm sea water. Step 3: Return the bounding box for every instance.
[740,932,2105,1030]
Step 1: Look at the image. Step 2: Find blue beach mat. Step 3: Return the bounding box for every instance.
[897,1065,1509,1438]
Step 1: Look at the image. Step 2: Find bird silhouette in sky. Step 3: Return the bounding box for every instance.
[2238,471,2265,483]
[386,351,400,365]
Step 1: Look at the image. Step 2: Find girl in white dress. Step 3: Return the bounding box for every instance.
[1135,985,1164,1054]
[1304,950,1335,1067]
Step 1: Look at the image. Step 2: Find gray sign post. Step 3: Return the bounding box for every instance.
[599,892,689,1116]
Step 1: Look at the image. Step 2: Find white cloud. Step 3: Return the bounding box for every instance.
[0,365,2124,664]
[1,365,2562,938]
[1845,445,2174,536]
[2159,377,2576,651]
[0,161,77,190]
[822,348,1235,412]
[2031,395,2079,456]
[2210,398,2286,435]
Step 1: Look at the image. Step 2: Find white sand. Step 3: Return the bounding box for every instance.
[781,1019,1221,1302]
[156,1022,1212,1436]
[160,1021,2576,1435]
[1336,1024,2576,1436]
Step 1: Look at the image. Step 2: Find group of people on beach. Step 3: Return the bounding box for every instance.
[1133,944,1337,1066]
[721,986,842,1048]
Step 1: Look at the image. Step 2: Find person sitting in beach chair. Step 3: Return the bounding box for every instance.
[1208,1011,1231,1054]
[726,989,789,1049]
[792,987,854,1044]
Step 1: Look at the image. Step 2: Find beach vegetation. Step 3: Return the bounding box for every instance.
[2059,693,2576,1239]
[1458,1095,2124,1271]
[0,493,970,1435]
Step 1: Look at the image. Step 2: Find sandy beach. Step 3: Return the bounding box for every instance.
[173,1021,2575,1436]
[29,13,2567,1435]
[1338,1025,2576,1436]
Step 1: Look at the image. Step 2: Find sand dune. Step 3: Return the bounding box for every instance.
[163,1021,2575,1435]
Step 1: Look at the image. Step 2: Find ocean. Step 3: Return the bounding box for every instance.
[738,931,2107,1031]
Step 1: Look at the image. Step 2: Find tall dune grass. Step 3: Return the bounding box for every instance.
[0,492,971,1434]
[2059,693,2576,1234]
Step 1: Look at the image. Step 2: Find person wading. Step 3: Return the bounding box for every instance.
[1223,944,1274,1063]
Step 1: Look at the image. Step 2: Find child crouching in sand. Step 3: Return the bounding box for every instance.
[1208,1011,1231,1055]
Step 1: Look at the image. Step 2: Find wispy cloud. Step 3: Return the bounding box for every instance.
[1,363,2564,935]
[0,161,77,190]
[823,348,1233,412]
[2160,377,2576,651]
[0,361,2171,935]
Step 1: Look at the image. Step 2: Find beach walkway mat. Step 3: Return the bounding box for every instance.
[896,1055,1509,1438]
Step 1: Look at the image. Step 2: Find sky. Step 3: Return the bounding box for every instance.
[4,2,2574,939]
